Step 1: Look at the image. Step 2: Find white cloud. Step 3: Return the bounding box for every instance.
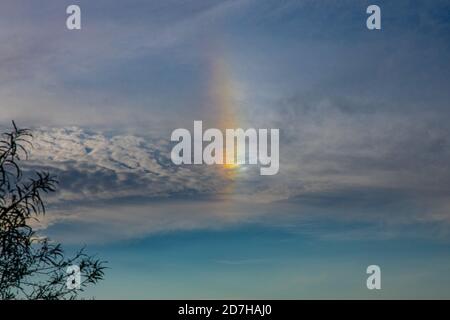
[28,127,233,203]
[19,120,450,244]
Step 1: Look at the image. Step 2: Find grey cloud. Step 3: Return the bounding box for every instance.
[25,127,234,207]
[21,121,450,244]
[0,0,256,128]
[2,0,450,243]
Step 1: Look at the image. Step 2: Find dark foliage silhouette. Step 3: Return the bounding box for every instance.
[0,121,106,299]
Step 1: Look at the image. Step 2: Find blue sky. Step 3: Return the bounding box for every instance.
[77,225,450,299]
[1,0,450,298]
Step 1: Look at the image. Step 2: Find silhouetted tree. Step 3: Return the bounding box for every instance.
[0,121,105,299]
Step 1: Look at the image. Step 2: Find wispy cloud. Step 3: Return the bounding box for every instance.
[20,122,450,243]
[2,0,450,244]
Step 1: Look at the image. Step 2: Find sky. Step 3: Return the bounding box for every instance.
[1,0,450,298]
